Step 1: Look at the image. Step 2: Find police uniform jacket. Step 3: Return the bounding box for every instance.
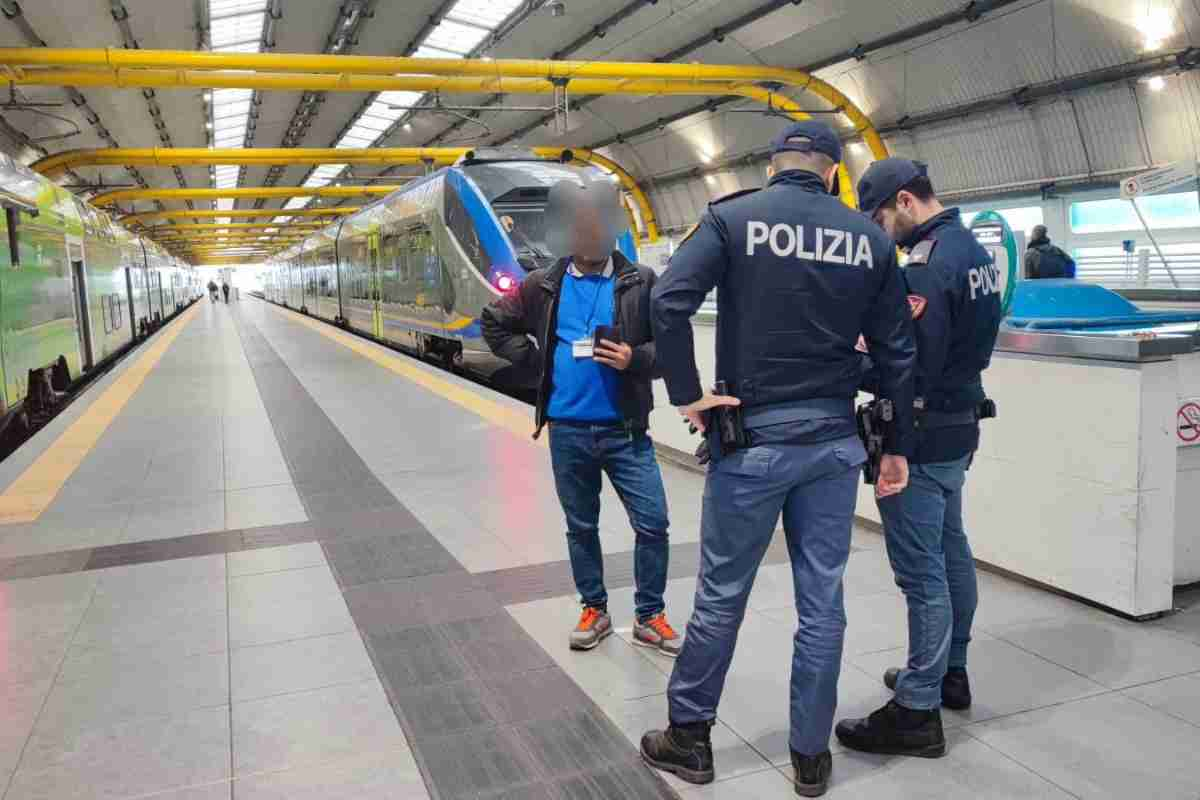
[896,208,1003,463]
[651,169,917,456]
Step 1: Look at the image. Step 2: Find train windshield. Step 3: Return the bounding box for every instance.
[495,206,552,259]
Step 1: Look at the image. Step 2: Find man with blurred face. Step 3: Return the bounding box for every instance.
[481,176,681,658]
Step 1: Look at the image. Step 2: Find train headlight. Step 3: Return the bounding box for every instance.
[494,273,517,293]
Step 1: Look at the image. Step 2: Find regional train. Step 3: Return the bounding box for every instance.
[0,151,199,441]
[261,148,638,381]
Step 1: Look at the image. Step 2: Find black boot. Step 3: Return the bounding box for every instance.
[883,667,972,710]
[835,700,945,758]
[791,749,831,797]
[941,667,972,710]
[640,722,714,784]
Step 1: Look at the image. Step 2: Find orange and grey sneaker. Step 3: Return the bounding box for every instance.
[569,606,613,651]
[633,612,682,658]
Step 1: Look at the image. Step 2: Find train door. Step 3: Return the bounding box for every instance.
[67,242,95,371]
[368,229,383,338]
[124,268,137,344]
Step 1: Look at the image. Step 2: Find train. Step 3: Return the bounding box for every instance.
[261,148,638,381]
[0,151,199,442]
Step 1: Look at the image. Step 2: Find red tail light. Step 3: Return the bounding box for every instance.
[494,274,516,292]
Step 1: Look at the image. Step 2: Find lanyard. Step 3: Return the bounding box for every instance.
[570,260,607,332]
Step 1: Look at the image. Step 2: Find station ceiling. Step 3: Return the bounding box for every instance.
[1,0,1197,238]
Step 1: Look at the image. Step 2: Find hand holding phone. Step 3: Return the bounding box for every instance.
[592,326,632,371]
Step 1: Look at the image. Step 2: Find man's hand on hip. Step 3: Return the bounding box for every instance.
[678,392,741,434]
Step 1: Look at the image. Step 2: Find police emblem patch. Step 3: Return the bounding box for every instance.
[907,294,928,319]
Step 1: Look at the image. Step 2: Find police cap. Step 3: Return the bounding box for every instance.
[857,158,929,218]
[770,120,843,164]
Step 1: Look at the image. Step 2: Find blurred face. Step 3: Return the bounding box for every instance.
[570,203,615,264]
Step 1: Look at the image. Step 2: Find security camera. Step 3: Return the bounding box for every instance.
[547,1,565,17]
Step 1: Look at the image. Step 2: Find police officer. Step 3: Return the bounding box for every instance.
[639,121,917,797]
[835,159,1002,759]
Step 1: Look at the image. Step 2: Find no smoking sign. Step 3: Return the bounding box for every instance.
[1178,401,1200,445]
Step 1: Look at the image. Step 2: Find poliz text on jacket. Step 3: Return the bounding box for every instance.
[746,221,875,268]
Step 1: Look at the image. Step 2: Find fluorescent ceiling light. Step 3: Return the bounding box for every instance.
[424,18,489,53]
[411,45,464,59]
[445,0,523,29]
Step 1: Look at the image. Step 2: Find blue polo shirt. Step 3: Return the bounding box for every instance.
[547,258,621,422]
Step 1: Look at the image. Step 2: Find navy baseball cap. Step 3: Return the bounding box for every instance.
[856,158,929,217]
[770,120,843,164]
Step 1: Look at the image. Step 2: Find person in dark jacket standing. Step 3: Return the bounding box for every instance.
[221,281,231,303]
[836,159,1003,759]
[1024,224,1076,279]
[639,121,917,797]
[481,177,680,658]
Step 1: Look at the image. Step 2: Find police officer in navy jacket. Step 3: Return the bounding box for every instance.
[836,159,1002,760]
[639,121,917,797]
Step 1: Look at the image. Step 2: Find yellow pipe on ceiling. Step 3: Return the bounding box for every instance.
[150,221,326,232]
[122,207,359,225]
[38,146,658,241]
[93,185,399,207]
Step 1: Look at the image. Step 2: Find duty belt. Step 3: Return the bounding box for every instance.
[743,397,854,429]
[915,398,997,430]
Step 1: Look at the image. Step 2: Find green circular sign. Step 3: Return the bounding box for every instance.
[968,210,1019,315]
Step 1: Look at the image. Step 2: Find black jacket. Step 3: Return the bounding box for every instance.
[651,170,917,456]
[895,208,1003,463]
[480,250,660,438]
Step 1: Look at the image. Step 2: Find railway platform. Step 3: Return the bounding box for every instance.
[0,297,1196,800]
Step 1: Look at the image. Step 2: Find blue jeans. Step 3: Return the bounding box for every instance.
[876,454,977,711]
[548,422,670,622]
[668,434,865,756]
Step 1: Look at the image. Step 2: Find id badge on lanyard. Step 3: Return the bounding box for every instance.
[572,338,594,359]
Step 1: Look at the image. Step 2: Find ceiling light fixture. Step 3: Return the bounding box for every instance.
[1147,74,1166,91]
[1137,7,1172,51]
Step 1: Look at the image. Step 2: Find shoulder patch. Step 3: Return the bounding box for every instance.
[906,238,937,266]
[710,187,759,206]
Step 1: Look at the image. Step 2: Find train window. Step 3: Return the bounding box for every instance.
[5,207,18,268]
[111,294,123,329]
[444,183,487,274]
[101,291,111,333]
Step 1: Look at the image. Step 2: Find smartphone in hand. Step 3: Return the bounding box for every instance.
[593,325,621,349]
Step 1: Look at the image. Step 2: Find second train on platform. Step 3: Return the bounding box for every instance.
[260,149,638,381]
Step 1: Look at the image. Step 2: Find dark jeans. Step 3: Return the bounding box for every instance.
[548,422,670,622]
[876,453,976,710]
[667,434,864,756]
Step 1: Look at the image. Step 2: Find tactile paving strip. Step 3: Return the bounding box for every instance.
[231,306,680,800]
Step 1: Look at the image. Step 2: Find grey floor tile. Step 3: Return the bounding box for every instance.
[229,582,354,649]
[226,484,308,530]
[852,636,1109,724]
[38,648,228,737]
[0,632,72,689]
[310,506,427,542]
[323,533,461,587]
[677,766,793,798]
[0,520,123,559]
[970,692,1200,799]
[231,630,375,702]
[300,484,399,520]
[94,553,226,590]
[70,599,228,659]
[123,493,227,543]
[232,747,428,799]
[545,759,678,799]
[368,626,470,691]
[482,667,594,726]
[6,705,231,800]
[1123,671,1200,727]
[227,542,325,577]
[418,726,542,800]
[0,549,92,582]
[232,679,407,776]
[0,678,53,779]
[515,709,634,779]
[135,781,233,799]
[240,522,318,550]
[972,573,1101,631]
[446,613,558,678]
[393,678,496,739]
[1154,605,1200,645]
[993,615,1200,689]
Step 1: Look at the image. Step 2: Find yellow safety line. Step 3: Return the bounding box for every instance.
[263,303,542,446]
[0,304,201,524]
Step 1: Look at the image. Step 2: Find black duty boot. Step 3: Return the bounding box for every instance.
[640,722,714,785]
[882,666,972,710]
[941,667,972,710]
[791,749,832,797]
[835,700,946,758]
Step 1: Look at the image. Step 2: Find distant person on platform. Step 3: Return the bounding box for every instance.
[481,176,681,658]
[1024,225,1075,279]
[221,281,231,303]
[207,280,218,303]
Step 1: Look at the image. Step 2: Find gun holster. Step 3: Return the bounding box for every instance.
[692,402,749,466]
[856,398,894,485]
